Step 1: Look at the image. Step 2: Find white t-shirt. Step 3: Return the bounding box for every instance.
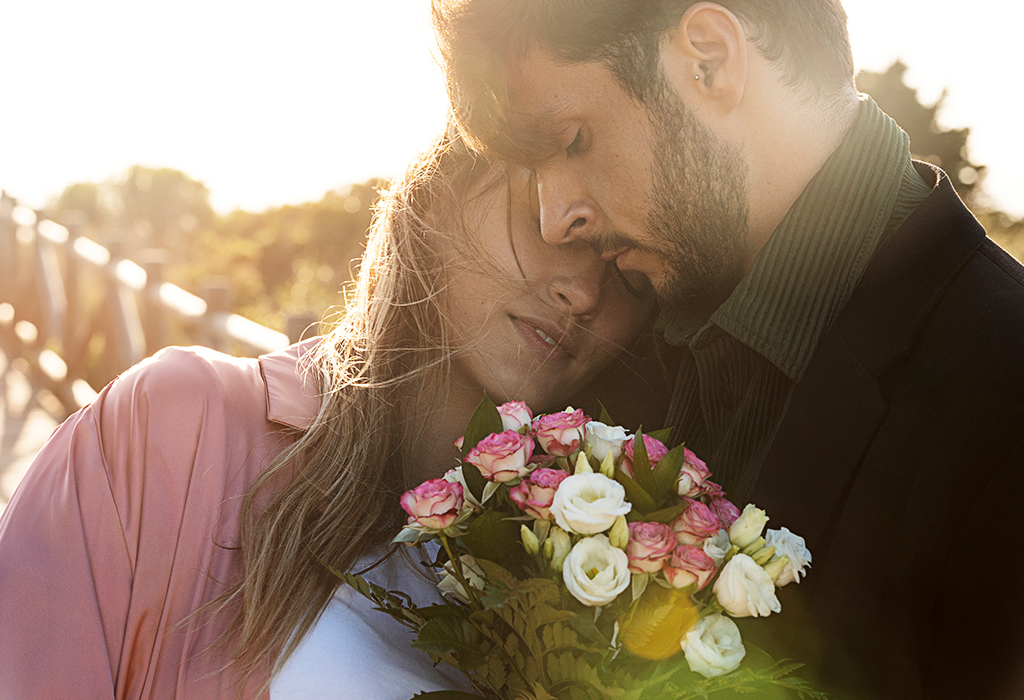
[271,546,473,699]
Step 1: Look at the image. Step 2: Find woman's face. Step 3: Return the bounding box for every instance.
[445,167,655,411]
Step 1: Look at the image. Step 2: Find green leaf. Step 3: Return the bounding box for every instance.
[651,444,687,504]
[647,427,672,443]
[597,401,615,426]
[392,527,426,544]
[459,396,503,502]
[410,692,486,699]
[629,427,656,495]
[412,617,485,669]
[461,396,504,458]
[462,509,521,565]
[614,469,658,515]
[643,502,686,524]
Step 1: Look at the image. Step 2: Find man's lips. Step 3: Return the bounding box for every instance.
[600,247,629,263]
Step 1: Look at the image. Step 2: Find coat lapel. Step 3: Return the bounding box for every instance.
[751,164,985,572]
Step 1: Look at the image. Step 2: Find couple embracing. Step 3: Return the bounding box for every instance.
[1,1,1022,699]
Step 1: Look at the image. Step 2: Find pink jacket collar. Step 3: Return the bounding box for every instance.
[258,338,322,430]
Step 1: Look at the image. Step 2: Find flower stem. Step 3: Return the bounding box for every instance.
[440,534,481,608]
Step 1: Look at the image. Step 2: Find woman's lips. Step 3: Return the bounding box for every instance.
[510,315,573,361]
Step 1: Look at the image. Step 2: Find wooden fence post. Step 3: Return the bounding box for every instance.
[0,192,15,304]
[286,314,321,344]
[138,248,171,354]
[201,277,233,351]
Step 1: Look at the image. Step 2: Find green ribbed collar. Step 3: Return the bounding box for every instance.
[660,97,916,381]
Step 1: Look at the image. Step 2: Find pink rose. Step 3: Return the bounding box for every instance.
[663,545,718,590]
[509,467,569,520]
[676,448,711,498]
[465,430,535,482]
[400,479,464,530]
[671,498,722,546]
[709,496,742,529]
[703,480,726,497]
[532,409,589,456]
[621,434,670,477]
[626,521,677,573]
[497,401,534,431]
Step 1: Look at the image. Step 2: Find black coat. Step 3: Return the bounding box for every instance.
[749,164,1024,700]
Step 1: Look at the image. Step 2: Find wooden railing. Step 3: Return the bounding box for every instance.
[0,190,315,417]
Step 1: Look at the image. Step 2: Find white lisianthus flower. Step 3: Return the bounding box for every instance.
[681,613,747,678]
[728,504,769,548]
[584,421,630,462]
[713,553,781,618]
[437,555,486,604]
[702,529,732,567]
[550,473,632,535]
[442,466,481,508]
[765,527,812,586]
[562,535,631,606]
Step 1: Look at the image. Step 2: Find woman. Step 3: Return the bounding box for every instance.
[0,132,665,699]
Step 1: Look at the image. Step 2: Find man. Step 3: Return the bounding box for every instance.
[432,1,1024,698]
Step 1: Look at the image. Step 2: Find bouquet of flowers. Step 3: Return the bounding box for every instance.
[339,399,823,699]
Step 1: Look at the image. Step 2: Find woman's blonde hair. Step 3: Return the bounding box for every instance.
[212,128,495,690]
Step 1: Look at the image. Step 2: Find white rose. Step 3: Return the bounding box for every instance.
[681,613,747,678]
[584,421,630,462]
[562,535,630,606]
[550,473,632,535]
[437,555,486,603]
[702,529,731,567]
[764,527,812,586]
[728,504,769,548]
[713,553,781,618]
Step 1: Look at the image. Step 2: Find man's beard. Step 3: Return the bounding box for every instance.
[643,84,750,327]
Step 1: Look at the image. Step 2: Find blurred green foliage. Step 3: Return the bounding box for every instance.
[858,60,1022,257]
[50,167,382,331]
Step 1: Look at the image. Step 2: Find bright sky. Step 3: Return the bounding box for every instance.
[2,0,1023,217]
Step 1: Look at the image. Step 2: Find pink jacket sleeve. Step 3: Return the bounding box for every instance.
[0,346,302,699]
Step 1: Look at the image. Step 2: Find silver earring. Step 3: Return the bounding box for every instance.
[694,73,701,80]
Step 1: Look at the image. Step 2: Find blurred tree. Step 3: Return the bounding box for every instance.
[49,166,213,258]
[173,181,381,328]
[857,61,985,206]
[118,166,214,252]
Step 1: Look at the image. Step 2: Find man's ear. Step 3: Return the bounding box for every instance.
[660,2,746,116]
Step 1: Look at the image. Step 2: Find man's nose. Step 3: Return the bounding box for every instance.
[545,244,607,320]
[536,169,600,246]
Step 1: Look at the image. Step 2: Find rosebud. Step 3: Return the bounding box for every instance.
[608,515,630,549]
[762,555,790,582]
[497,400,533,431]
[546,527,572,572]
[752,545,776,566]
[676,448,712,498]
[521,524,540,556]
[729,504,769,549]
[574,451,594,475]
[740,536,767,557]
[533,409,589,456]
[599,451,616,478]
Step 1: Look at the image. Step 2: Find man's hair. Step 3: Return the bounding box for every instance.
[432,0,855,161]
